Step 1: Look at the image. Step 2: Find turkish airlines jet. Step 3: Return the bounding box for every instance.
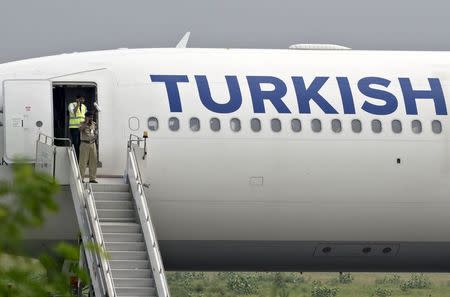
[0,45,449,272]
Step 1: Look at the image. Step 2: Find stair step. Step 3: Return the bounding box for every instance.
[115,286,156,296]
[101,222,141,234]
[97,209,135,219]
[110,260,150,269]
[114,277,155,287]
[109,251,148,260]
[105,242,146,251]
[100,217,136,223]
[112,269,152,279]
[91,183,129,193]
[94,192,133,201]
[103,233,143,242]
[118,295,158,297]
[96,200,134,210]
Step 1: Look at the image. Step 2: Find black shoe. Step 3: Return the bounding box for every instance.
[89,180,98,183]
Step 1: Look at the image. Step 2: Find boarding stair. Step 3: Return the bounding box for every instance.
[35,134,170,297]
[93,182,156,297]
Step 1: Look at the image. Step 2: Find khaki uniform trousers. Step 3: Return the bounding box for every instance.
[79,142,97,181]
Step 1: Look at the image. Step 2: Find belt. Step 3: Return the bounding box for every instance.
[81,140,96,144]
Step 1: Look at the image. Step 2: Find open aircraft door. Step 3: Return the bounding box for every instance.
[3,80,53,163]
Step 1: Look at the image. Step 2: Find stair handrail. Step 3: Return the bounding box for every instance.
[67,145,117,297]
[86,181,118,297]
[34,134,111,296]
[127,138,171,297]
[37,132,72,147]
[35,133,72,178]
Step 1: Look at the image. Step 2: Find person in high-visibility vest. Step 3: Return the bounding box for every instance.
[68,95,86,159]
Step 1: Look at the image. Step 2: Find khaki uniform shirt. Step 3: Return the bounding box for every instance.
[80,121,97,143]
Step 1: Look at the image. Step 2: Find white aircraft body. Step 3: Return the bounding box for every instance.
[0,48,449,271]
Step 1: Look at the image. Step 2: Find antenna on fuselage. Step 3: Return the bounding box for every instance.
[176,32,191,48]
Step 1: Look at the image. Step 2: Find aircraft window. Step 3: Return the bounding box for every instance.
[291,119,301,132]
[251,118,261,132]
[351,119,362,133]
[148,117,159,131]
[411,120,422,134]
[371,120,382,133]
[128,117,140,131]
[210,118,220,132]
[311,119,321,133]
[331,119,342,133]
[190,117,200,132]
[432,120,442,134]
[271,119,282,132]
[230,118,241,132]
[168,117,180,131]
[392,120,402,133]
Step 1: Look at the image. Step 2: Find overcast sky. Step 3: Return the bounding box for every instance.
[0,0,449,63]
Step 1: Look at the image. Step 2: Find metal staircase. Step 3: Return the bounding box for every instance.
[35,133,170,297]
[93,182,157,297]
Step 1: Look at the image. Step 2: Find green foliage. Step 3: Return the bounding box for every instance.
[278,287,291,297]
[220,272,258,295]
[374,274,401,285]
[166,272,450,297]
[0,162,59,252]
[0,162,88,296]
[337,272,353,284]
[168,271,206,282]
[373,287,392,297]
[285,272,305,284]
[274,272,285,288]
[270,272,293,297]
[167,272,209,297]
[256,272,305,285]
[311,280,339,297]
[400,273,432,291]
[328,272,353,285]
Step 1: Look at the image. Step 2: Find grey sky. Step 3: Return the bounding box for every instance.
[0,0,449,63]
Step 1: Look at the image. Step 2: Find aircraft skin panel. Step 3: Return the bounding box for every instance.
[158,240,450,272]
[144,139,450,242]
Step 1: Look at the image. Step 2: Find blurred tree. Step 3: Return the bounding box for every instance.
[0,162,89,297]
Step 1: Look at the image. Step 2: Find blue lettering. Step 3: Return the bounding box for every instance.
[247,76,290,113]
[151,74,447,116]
[195,75,242,113]
[399,78,447,115]
[150,75,189,112]
[359,77,398,115]
[292,77,338,114]
[336,77,355,114]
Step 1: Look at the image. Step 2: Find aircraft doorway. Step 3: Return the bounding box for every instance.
[52,83,99,163]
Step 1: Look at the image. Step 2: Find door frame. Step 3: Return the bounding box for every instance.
[52,82,101,166]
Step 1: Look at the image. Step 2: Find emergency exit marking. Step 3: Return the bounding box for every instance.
[250,176,264,186]
[12,118,22,128]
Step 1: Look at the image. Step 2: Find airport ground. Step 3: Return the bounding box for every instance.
[166,271,450,297]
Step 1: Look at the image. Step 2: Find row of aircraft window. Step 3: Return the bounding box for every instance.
[147,117,443,134]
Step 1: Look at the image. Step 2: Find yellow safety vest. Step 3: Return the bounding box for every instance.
[69,103,87,129]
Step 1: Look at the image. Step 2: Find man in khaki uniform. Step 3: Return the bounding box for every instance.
[79,111,98,183]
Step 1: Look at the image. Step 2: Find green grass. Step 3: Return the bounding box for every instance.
[166,272,450,297]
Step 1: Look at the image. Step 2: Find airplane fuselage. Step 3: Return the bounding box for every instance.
[1,48,450,271]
